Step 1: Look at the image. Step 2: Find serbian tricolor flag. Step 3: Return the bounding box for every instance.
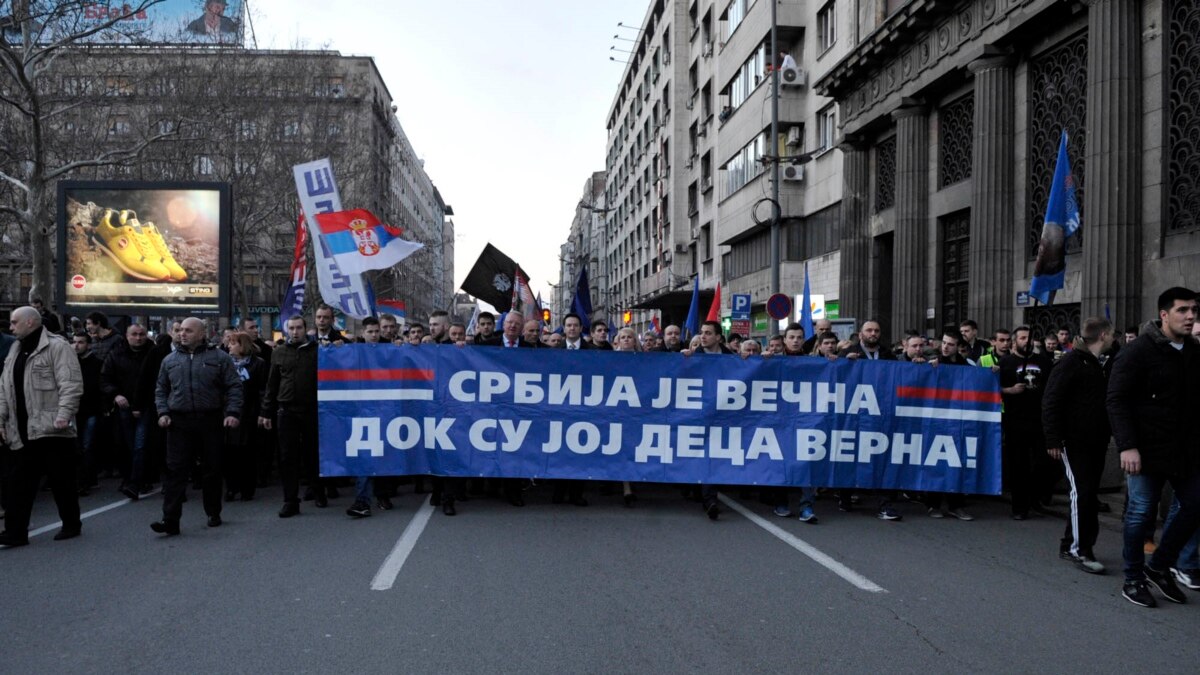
[317,367,434,403]
[313,209,423,276]
[377,298,407,318]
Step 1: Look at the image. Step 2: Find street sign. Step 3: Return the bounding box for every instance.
[1016,291,1031,307]
[730,319,751,337]
[766,293,792,320]
[731,293,752,320]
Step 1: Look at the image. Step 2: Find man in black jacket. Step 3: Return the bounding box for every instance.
[1107,287,1200,607]
[71,332,104,496]
[260,315,321,517]
[150,317,242,535]
[313,304,347,346]
[103,324,153,499]
[838,320,896,361]
[999,325,1057,519]
[1043,318,1114,574]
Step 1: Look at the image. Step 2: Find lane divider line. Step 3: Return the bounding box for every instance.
[370,502,436,591]
[27,488,162,539]
[718,493,888,593]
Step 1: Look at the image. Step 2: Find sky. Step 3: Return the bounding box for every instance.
[250,0,651,301]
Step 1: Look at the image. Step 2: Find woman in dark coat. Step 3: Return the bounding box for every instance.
[224,332,268,501]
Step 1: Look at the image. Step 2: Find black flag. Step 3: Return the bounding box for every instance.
[461,243,526,312]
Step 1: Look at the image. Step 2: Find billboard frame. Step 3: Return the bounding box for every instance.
[56,179,232,318]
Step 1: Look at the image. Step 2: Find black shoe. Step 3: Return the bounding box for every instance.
[303,487,317,502]
[278,502,300,518]
[1145,566,1187,604]
[571,496,589,507]
[1123,579,1158,607]
[0,531,30,547]
[346,501,372,518]
[314,494,328,508]
[442,501,457,516]
[376,496,394,511]
[706,502,720,520]
[53,527,81,541]
[326,487,340,499]
[150,520,180,536]
[207,515,222,528]
[120,484,139,501]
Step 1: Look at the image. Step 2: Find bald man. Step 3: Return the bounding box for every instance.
[151,317,243,535]
[0,307,84,547]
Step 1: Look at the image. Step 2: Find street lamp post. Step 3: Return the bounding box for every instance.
[769,0,781,297]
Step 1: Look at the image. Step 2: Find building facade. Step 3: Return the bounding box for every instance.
[816,0,1199,339]
[556,172,608,325]
[0,48,452,331]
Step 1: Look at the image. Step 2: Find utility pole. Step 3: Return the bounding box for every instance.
[769,0,781,296]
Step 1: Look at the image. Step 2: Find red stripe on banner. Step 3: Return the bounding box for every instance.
[895,387,1001,404]
[319,369,434,382]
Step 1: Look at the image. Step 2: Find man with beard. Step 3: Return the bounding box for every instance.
[379,314,401,343]
[999,325,1057,520]
[472,312,501,346]
[838,320,896,361]
[260,316,321,518]
[771,323,818,523]
[429,310,452,345]
[898,334,928,363]
[102,323,154,499]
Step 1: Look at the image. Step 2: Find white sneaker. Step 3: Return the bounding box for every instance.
[927,507,944,519]
[1172,567,1200,590]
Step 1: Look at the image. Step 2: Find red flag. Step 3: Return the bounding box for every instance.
[706,283,721,322]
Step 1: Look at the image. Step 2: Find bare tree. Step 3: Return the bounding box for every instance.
[0,0,178,304]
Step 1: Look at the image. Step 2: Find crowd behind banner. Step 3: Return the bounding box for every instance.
[0,287,1198,611]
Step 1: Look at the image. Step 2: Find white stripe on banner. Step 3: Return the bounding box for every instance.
[318,390,434,402]
[894,406,1002,423]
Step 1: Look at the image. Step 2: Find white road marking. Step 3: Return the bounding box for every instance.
[27,488,162,539]
[719,493,887,593]
[371,502,437,591]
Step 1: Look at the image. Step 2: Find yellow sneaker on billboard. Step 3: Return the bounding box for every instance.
[139,221,188,281]
[92,209,171,281]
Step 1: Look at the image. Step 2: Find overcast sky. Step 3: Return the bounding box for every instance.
[251,0,650,301]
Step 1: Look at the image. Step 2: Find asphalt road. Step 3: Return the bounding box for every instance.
[2,479,1199,673]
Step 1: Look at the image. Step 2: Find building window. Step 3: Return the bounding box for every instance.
[724,0,754,40]
[940,211,970,329]
[938,95,974,188]
[784,202,841,261]
[239,120,257,139]
[194,155,214,176]
[723,42,768,111]
[281,120,300,138]
[104,76,132,97]
[1166,0,1200,232]
[720,132,766,199]
[156,118,176,135]
[817,2,836,53]
[107,115,130,137]
[816,105,837,152]
[874,136,897,212]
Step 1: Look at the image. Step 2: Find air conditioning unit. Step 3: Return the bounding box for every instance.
[786,126,803,147]
[782,164,806,182]
[781,66,807,88]
[675,243,689,254]
[702,41,713,58]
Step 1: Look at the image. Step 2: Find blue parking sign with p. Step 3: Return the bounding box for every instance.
[731,293,751,319]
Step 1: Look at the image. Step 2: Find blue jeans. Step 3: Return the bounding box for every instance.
[75,415,98,484]
[354,476,376,503]
[117,408,150,486]
[1124,471,1200,581]
[1164,497,1200,570]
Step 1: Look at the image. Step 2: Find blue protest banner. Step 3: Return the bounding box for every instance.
[318,346,1003,494]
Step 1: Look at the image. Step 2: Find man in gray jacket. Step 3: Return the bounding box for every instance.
[0,306,83,547]
[151,317,242,535]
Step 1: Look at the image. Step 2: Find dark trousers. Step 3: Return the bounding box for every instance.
[116,408,150,487]
[162,412,223,523]
[4,437,81,538]
[1060,443,1105,556]
[922,492,966,511]
[277,408,318,505]
[223,439,257,498]
[551,479,585,502]
[1003,424,1056,516]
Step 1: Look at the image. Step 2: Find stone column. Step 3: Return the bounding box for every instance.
[892,105,930,333]
[837,135,870,320]
[967,54,1015,334]
[1082,0,1141,325]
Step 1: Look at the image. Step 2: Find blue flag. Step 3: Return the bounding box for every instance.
[570,265,594,330]
[800,262,815,339]
[1030,131,1080,304]
[683,277,700,339]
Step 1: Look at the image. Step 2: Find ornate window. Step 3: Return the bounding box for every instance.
[940,210,970,330]
[1027,33,1088,257]
[1166,0,1200,232]
[938,95,974,188]
[874,136,897,212]
[1024,304,1080,340]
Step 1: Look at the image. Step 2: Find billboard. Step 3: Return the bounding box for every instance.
[57,181,231,315]
[2,1,244,46]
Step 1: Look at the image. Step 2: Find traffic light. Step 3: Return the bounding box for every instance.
[622,310,632,325]
[542,308,551,324]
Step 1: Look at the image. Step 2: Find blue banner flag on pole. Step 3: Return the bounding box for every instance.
[570,265,594,330]
[318,345,1003,494]
[800,262,815,339]
[1030,131,1080,304]
[683,277,701,339]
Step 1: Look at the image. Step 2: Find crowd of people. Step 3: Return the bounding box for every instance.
[0,286,1197,610]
